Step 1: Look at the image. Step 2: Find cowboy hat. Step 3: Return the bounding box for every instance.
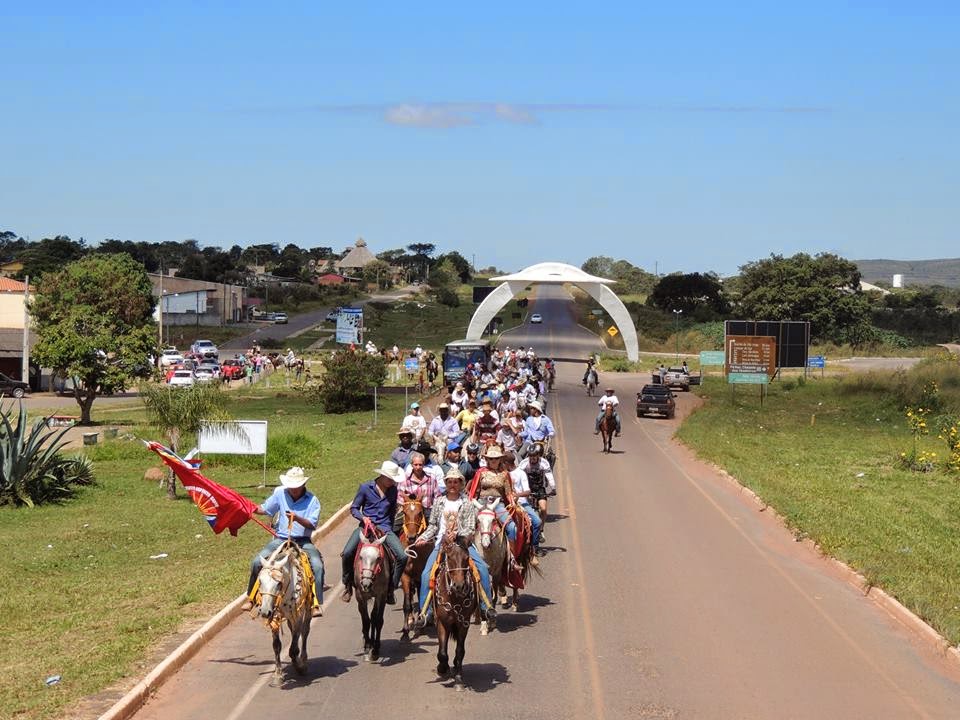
[444,467,465,482]
[483,445,505,459]
[374,460,405,484]
[528,401,542,412]
[438,402,449,409]
[279,466,309,489]
[397,427,415,436]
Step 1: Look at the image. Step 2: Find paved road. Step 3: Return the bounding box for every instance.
[130,285,960,719]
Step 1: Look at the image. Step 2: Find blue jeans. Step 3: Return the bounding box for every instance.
[520,502,543,546]
[595,410,621,433]
[248,537,325,604]
[418,543,492,612]
[340,527,406,590]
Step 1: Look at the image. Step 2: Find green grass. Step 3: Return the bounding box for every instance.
[0,390,412,720]
[677,359,960,644]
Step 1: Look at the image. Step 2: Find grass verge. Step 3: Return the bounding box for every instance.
[1,390,410,720]
[677,357,960,645]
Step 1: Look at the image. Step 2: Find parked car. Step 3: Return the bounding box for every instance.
[0,372,30,398]
[194,362,221,382]
[273,312,288,324]
[159,348,184,368]
[190,339,219,359]
[220,359,246,381]
[637,384,676,419]
[167,369,195,388]
[325,309,340,322]
[530,313,543,324]
[652,367,690,391]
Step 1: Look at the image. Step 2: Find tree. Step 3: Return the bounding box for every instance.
[0,230,27,261]
[406,243,436,258]
[30,253,157,424]
[435,251,472,283]
[429,258,461,307]
[647,272,729,315]
[737,253,870,341]
[362,259,393,289]
[308,350,386,413]
[139,382,236,499]
[16,235,87,279]
[582,256,616,278]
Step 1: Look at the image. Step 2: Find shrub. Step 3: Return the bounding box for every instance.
[308,350,387,413]
[0,402,95,506]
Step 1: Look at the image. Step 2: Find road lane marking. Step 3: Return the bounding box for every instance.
[554,383,608,720]
[223,583,343,720]
[634,417,933,719]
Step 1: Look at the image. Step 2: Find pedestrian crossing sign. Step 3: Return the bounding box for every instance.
[607,326,619,337]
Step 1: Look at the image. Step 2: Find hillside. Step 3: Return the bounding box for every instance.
[856,258,960,288]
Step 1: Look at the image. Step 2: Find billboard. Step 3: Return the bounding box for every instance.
[724,320,810,369]
[336,307,363,344]
[472,285,495,304]
[725,335,777,377]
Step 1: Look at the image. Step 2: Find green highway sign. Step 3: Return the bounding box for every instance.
[700,350,725,366]
[728,372,769,385]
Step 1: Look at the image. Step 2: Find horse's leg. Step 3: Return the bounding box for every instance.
[452,624,468,690]
[371,595,386,662]
[358,597,373,661]
[436,619,450,676]
[401,571,413,640]
[299,616,310,674]
[271,629,283,686]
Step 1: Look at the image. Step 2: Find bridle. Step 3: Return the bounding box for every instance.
[476,506,504,544]
[400,498,426,541]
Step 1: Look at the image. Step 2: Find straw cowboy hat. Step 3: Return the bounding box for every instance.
[280,467,309,489]
[444,467,465,482]
[483,445,505,459]
[375,460,405,484]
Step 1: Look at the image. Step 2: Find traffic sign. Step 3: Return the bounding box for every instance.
[699,350,725,366]
[607,326,619,337]
[404,358,419,373]
[807,355,825,368]
[728,372,770,385]
[725,335,776,377]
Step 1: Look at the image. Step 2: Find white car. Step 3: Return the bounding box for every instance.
[530,313,543,324]
[190,339,219,359]
[194,363,221,382]
[273,312,288,324]
[159,348,184,368]
[167,370,195,388]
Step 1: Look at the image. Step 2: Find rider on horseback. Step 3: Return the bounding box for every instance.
[519,401,555,458]
[414,468,496,626]
[243,467,325,617]
[595,387,622,437]
[340,461,408,605]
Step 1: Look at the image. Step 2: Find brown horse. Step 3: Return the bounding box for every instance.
[352,526,393,662]
[433,538,477,690]
[599,404,616,453]
[398,496,428,640]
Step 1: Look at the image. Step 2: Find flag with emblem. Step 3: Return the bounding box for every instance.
[145,441,270,536]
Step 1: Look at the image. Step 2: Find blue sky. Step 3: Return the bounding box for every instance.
[2,2,957,276]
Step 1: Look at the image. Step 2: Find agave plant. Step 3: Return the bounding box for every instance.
[0,401,95,507]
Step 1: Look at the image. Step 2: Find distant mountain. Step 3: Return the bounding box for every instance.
[856,258,960,288]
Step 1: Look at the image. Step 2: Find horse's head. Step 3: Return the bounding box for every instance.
[356,535,386,592]
[441,538,472,594]
[605,403,614,417]
[257,553,291,620]
[475,503,500,549]
[401,497,425,540]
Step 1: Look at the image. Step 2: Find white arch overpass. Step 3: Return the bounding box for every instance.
[465,262,639,362]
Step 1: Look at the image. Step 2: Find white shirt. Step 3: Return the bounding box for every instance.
[518,457,556,493]
[509,468,531,505]
[436,497,464,547]
[598,394,620,409]
[496,427,519,452]
[401,413,427,439]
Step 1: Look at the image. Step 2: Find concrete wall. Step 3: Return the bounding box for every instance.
[0,293,26,329]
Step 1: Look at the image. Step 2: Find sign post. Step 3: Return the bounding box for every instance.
[725,335,777,379]
[807,354,825,379]
[699,350,725,382]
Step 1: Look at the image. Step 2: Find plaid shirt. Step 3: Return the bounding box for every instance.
[398,468,441,510]
[417,493,478,545]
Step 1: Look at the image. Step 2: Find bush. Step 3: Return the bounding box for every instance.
[308,350,387,413]
[0,402,95,506]
[436,287,461,308]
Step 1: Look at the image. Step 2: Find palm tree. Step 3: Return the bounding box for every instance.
[139,382,236,499]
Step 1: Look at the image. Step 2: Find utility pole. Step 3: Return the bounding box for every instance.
[21,276,29,384]
[673,309,683,363]
[158,262,164,346]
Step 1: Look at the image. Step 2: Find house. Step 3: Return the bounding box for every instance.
[148,272,248,326]
[335,238,377,274]
[0,260,24,278]
[315,273,347,286]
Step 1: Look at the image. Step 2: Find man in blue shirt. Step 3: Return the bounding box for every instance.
[243,467,325,617]
[340,460,407,604]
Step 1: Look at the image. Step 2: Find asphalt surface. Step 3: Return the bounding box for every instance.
[130,285,960,719]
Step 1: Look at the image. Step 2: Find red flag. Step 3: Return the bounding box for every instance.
[146,441,265,536]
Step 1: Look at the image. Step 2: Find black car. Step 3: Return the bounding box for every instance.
[0,372,30,398]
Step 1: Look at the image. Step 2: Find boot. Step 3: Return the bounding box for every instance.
[340,584,353,603]
[240,599,254,611]
[311,605,323,617]
[386,589,397,605]
[530,554,540,567]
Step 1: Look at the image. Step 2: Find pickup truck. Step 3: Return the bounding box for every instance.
[637,384,676,419]
[653,366,691,391]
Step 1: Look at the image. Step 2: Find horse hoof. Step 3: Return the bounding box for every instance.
[454,680,466,692]
[371,651,380,662]
[437,664,449,677]
[401,630,410,642]
[480,621,489,636]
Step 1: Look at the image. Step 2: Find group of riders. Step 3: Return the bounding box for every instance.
[241,348,624,674]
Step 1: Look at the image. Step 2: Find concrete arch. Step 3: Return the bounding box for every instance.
[465,262,639,362]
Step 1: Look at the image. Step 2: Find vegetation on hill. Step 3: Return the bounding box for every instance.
[856,257,960,288]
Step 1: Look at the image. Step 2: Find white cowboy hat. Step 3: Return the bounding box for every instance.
[528,401,542,412]
[375,460,405,484]
[483,445,505,459]
[279,466,309,489]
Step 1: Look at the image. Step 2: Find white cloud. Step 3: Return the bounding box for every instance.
[383,104,474,128]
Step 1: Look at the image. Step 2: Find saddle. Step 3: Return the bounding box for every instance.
[248,542,319,611]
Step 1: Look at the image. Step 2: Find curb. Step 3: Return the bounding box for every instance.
[98,501,354,720]
[712,467,960,668]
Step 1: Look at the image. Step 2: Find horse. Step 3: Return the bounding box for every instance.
[586,369,598,396]
[398,497,429,639]
[599,404,616,453]
[351,523,393,662]
[254,541,313,686]
[474,494,508,634]
[432,538,477,690]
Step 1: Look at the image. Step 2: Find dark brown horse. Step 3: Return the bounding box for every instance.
[398,496,428,640]
[599,404,616,453]
[433,538,477,690]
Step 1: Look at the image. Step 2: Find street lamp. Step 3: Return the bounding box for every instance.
[672,309,683,363]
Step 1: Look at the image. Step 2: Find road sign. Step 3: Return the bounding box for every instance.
[404,357,419,373]
[335,308,363,344]
[591,309,604,316]
[607,326,619,337]
[728,372,770,385]
[726,335,777,377]
[807,355,825,368]
[700,350,725,366]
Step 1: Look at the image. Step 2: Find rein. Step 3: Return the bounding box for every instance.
[477,507,505,542]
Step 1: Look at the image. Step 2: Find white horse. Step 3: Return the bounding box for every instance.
[474,494,508,635]
[255,542,313,685]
